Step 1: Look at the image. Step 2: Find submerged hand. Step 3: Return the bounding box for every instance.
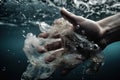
[60,8,105,41]
[36,8,120,75]
[38,8,120,54]
[60,8,120,49]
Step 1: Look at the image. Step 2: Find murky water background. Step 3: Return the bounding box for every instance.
[0,0,120,80]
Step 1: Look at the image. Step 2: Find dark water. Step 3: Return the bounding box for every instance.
[0,0,120,80]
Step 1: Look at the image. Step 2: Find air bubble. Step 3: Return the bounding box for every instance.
[1,67,6,72]
[18,60,21,63]
[81,30,86,34]
[26,33,33,38]
[33,15,36,18]
[93,44,99,50]
[22,30,25,33]
[76,25,80,29]
[39,22,51,32]
[8,49,10,52]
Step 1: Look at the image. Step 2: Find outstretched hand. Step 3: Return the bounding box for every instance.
[22,7,120,79]
[38,8,120,56]
[38,8,104,53]
[22,8,120,78]
[60,8,105,41]
[60,8,120,49]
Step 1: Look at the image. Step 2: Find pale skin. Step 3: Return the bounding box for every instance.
[37,8,120,74]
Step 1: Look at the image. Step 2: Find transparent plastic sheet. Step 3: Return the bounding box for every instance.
[21,18,103,80]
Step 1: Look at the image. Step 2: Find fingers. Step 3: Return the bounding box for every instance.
[38,32,65,63]
[44,48,65,63]
[50,34,60,38]
[38,32,49,38]
[60,8,85,26]
[37,38,63,53]
[45,38,62,51]
[38,31,63,53]
[37,47,46,53]
[38,32,60,39]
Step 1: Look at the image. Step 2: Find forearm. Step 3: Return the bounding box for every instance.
[97,13,120,29]
[97,13,120,48]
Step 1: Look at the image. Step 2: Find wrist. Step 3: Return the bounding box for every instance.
[98,28,120,49]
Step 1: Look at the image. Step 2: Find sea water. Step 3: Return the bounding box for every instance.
[0,0,119,80]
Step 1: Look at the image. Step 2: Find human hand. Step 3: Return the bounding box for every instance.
[38,7,120,55]
[39,8,120,74]
[36,8,120,75]
[37,7,104,55]
[60,8,120,49]
[37,17,86,63]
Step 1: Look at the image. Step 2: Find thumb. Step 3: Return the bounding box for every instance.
[60,8,85,26]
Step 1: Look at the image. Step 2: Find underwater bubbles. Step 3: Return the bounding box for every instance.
[89,0,107,5]
[73,0,90,12]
